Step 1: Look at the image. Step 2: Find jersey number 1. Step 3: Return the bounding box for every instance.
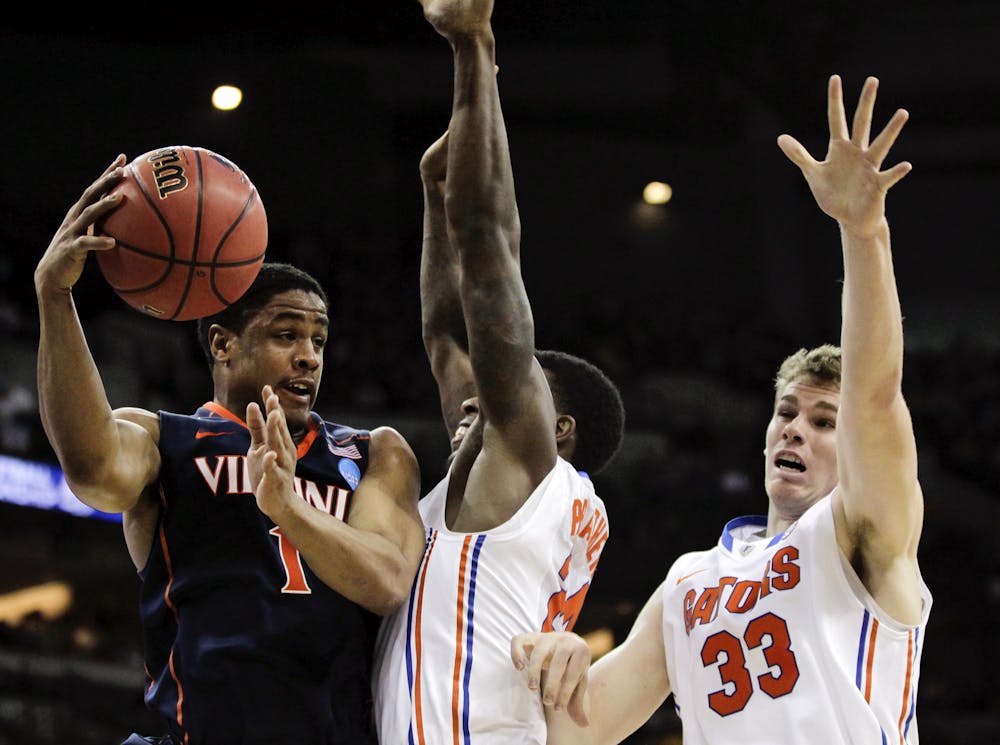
[269,526,312,594]
[700,611,799,716]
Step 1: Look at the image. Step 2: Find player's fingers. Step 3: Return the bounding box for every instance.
[74,234,117,253]
[850,76,878,148]
[827,74,849,141]
[552,660,583,712]
[510,634,535,671]
[524,639,552,691]
[70,157,126,222]
[776,135,816,171]
[868,109,909,167]
[541,646,572,707]
[553,643,591,710]
[266,406,290,457]
[246,403,267,446]
[73,191,123,236]
[566,671,591,727]
[879,161,913,191]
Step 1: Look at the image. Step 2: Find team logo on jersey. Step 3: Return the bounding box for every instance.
[338,458,361,490]
[682,546,801,633]
[195,429,236,439]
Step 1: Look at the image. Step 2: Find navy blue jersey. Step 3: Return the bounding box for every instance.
[138,402,379,745]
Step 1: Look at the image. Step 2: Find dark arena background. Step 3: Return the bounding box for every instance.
[2,3,999,742]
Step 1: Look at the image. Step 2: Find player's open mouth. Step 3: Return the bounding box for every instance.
[282,380,314,402]
[775,455,806,472]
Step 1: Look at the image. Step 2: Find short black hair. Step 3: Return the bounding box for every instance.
[196,262,328,369]
[535,349,625,475]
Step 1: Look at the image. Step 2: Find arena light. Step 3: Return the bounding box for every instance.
[212,84,243,111]
[0,581,73,625]
[643,181,673,205]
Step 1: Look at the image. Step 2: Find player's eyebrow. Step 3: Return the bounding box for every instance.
[269,310,330,328]
[779,394,838,412]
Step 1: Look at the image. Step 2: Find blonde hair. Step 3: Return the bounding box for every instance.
[774,344,842,393]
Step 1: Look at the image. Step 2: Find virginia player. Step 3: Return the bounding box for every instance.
[511,76,932,745]
[35,183,426,745]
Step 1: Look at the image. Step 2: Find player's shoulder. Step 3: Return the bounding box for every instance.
[663,548,716,587]
[320,417,373,444]
[366,425,417,459]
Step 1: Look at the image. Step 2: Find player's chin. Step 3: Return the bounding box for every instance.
[277,397,312,428]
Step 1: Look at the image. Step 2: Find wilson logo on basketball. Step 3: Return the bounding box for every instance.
[145,148,189,199]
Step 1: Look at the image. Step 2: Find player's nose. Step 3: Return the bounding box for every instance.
[461,397,480,417]
[294,342,321,369]
[782,417,804,442]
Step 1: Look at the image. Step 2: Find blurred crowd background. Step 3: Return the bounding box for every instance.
[2,3,999,742]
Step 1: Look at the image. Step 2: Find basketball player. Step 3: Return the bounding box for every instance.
[371,0,625,742]
[34,181,426,745]
[510,75,933,744]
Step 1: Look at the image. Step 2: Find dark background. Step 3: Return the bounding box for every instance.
[1,3,999,742]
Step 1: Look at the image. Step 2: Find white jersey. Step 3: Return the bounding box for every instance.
[373,457,608,745]
[661,495,931,745]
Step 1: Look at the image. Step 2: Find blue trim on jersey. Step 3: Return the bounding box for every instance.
[461,535,487,745]
[720,515,767,551]
[855,609,871,689]
[766,531,785,548]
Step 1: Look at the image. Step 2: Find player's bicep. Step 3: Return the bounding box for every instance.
[481,361,557,471]
[837,397,921,553]
[70,408,160,513]
[346,428,425,565]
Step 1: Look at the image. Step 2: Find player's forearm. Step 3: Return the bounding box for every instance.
[420,180,467,354]
[36,287,125,487]
[839,220,904,407]
[444,31,519,254]
[269,500,415,615]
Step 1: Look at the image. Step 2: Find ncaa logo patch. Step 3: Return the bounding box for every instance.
[338,458,361,490]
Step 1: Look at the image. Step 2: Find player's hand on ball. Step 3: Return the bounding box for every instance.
[34,155,126,296]
[511,631,592,727]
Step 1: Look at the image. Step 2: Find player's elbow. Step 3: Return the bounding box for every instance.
[364,573,414,617]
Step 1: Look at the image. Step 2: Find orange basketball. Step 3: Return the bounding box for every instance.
[96,145,267,321]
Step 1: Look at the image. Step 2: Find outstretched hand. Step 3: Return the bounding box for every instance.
[510,631,592,727]
[419,0,494,40]
[777,75,911,237]
[34,155,126,295]
[247,385,297,519]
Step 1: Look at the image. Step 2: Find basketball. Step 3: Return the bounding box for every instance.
[96,145,267,321]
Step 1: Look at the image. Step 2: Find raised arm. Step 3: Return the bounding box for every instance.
[421,0,556,491]
[34,156,161,513]
[247,388,425,616]
[778,75,923,623]
[419,130,475,438]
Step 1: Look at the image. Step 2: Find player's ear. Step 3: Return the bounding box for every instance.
[208,324,235,366]
[555,413,577,443]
